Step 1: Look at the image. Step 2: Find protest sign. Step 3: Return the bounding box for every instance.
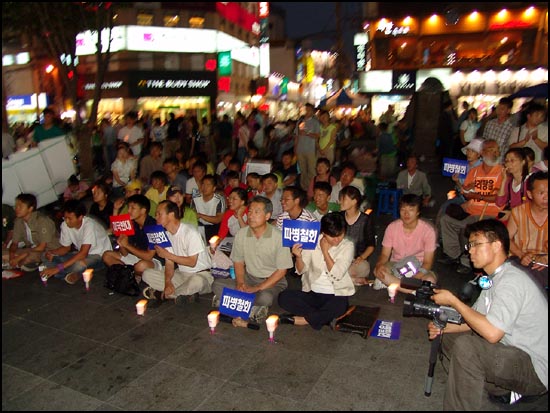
[281,219,320,249]
[144,224,172,249]
[218,287,255,319]
[110,214,135,236]
[442,158,468,179]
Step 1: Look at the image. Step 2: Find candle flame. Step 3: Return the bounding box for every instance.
[447,190,457,200]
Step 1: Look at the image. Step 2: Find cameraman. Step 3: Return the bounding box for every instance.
[428,219,547,410]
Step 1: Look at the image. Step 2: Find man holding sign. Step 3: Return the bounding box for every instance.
[102,195,161,278]
[141,200,212,305]
[212,196,293,323]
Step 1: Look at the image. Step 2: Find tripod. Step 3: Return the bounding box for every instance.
[424,314,448,397]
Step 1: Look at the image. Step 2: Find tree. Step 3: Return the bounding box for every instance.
[2,1,116,180]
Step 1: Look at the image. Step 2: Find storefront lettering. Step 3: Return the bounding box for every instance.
[377,22,410,36]
[393,73,415,90]
[138,79,212,89]
[84,81,123,91]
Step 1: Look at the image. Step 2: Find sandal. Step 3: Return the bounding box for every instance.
[64,272,80,285]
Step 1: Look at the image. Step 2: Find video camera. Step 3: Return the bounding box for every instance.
[401,278,463,329]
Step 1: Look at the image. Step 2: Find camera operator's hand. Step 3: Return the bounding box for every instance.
[431,288,459,308]
[427,321,443,340]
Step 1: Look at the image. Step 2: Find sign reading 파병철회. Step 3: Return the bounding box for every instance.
[370,320,401,340]
[218,287,255,319]
[144,225,172,249]
[110,214,135,236]
[442,158,469,179]
[282,220,320,250]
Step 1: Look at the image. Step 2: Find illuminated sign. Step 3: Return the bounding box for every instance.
[258,2,269,18]
[392,71,416,94]
[218,51,232,76]
[376,21,410,36]
[359,70,392,93]
[356,44,366,72]
[128,71,217,97]
[83,81,124,91]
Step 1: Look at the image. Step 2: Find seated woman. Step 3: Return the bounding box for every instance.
[89,181,114,230]
[277,213,355,330]
[495,148,530,223]
[217,187,248,241]
[166,185,198,227]
[338,185,376,286]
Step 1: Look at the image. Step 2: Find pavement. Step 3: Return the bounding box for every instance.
[2,170,547,411]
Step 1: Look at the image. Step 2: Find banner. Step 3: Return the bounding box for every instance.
[442,158,468,179]
[144,225,172,249]
[369,320,401,340]
[110,214,135,236]
[282,220,320,249]
[218,287,255,319]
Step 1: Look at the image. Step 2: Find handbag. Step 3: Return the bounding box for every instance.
[104,264,140,296]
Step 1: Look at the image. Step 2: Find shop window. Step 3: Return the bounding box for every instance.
[189,16,204,28]
[164,14,180,27]
[137,11,153,26]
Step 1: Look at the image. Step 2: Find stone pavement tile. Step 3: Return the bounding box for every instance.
[94,403,123,411]
[3,328,99,379]
[197,380,305,411]
[2,318,56,357]
[228,345,331,401]
[163,332,262,380]
[64,305,144,343]
[154,297,223,329]
[2,364,46,409]
[107,362,224,410]
[4,379,104,411]
[2,281,53,318]
[109,319,201,361]
[48,345,157,402]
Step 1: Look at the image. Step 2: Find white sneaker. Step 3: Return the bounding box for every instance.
[372,279,388,290]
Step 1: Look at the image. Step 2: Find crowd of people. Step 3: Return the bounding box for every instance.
[2,97,548,410]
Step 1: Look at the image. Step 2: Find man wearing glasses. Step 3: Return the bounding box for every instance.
[428,219,547,410]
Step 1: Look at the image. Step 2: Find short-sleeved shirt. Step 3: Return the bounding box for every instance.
[510,202,548,256]
[166,223,211,273]
[382,219,436,264]
[12,211,61,250]
[231,224,293,279]
[275,208,317,231]
[462,163,505,216]
[32,125,65,143]
[191,193,226,226]
[59,216,112,256]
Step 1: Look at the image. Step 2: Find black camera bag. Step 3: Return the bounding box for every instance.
[331,305,381,339]
[104,264,140,296]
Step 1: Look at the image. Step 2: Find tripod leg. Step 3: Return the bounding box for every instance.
[424,334,442,397]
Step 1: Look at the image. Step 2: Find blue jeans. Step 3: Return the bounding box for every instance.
[44,253,105,280]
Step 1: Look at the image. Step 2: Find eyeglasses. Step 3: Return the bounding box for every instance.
[465,241,493,251]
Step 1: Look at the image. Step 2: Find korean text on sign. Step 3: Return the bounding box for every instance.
[218,287,256,319]
[109,214,135,236]
[442,158,468,179]
[281,220,320,250]
[144,224,172,249]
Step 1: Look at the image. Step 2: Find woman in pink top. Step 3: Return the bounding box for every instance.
[495,148,530,222]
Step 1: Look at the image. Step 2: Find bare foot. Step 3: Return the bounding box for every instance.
[232,317,248,328]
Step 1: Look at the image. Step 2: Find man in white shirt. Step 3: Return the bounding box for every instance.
[117,111,144,157]
[396,154,432,207]
[142,200,213,305]
[39,200,112,284]
[191,174,226,242]
[260,173,283,223]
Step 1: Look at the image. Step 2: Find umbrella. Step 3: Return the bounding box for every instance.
[509,83,548,99]
[320,88,368,109]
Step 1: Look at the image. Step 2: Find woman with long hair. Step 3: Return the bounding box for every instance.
[495,148,530,221]
[217,187,248,241]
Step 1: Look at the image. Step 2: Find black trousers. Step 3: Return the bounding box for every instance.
[278,290,349,330]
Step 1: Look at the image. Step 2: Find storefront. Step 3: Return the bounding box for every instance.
[81,70,217,124]
[6,93,49,125]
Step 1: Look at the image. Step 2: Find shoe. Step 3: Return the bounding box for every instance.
[437,254,458,265]
[489,392,511,405]
[456,264,472,274]
[372,279,387,290]
[279,313,295,325]
[142,286,156,300]
[175,293,200,306]
[249,305,268,323]
[21,261,41,272]
[211,294,220,308]
[64,272,80,285]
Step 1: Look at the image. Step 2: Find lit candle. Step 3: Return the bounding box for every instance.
[209,235,220,251]
[388,283,399,303]
[39,265,47,286]
[265,315,279,343]
[136,299,148,316]
[207,310,220,334]
[82,269,93,291]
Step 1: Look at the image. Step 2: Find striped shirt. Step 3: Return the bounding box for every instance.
[510,202,548,256]
[482,118,514,162]
[275,208,317,231]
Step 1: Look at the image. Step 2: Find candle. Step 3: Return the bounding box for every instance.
[265,315,279,343]
[388,283,399,303]
[136,299,148,316]
[82,269,93,291]
[209,235,220,251]
[207,310,220,334]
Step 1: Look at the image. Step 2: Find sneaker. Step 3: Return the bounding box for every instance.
[372,279,388,290]
[142,286,156,300]
[175,293,199,306]
[21,261,41,272]
[64,272,80,285]
[211,294,220,308]
[249,305,268,323]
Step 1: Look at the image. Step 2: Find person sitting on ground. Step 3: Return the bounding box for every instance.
[223,170,247,199]
[162,157,188,192]
[111,141,137,199]
[9,193,61,271]
[141,200,213,306]
[307,157,337,201]
[144,170,169,205]
[102,194,162,280]
[330,161,364,204]
[306,181,340,221]
[396,154,432,207]
[185,159,207,205]
[276,149,299,187]
[439,139,505,274]
[63,174,90,202]
[428,219,548,410]
[191,174,226,242]
[245,172,262,200]
[113,179,157,219]
[495,148,530,222]
[278,212,355,329]
[39,200,112,284]
[275,186,317,231]
[211,196,293,323]
[531,145,548,173]
[166,185,198,227]
[373,194,437,292]
[216,187,248,242]
[259,173,283,223]
[522,146,536,174]
[506,171,548,290]
[139,141,164,187]
[338,185,376,286]
[88,181,114,230]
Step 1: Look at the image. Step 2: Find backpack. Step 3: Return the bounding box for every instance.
[104,264,140,296]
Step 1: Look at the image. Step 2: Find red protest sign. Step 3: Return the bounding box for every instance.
[110,214,135,236]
